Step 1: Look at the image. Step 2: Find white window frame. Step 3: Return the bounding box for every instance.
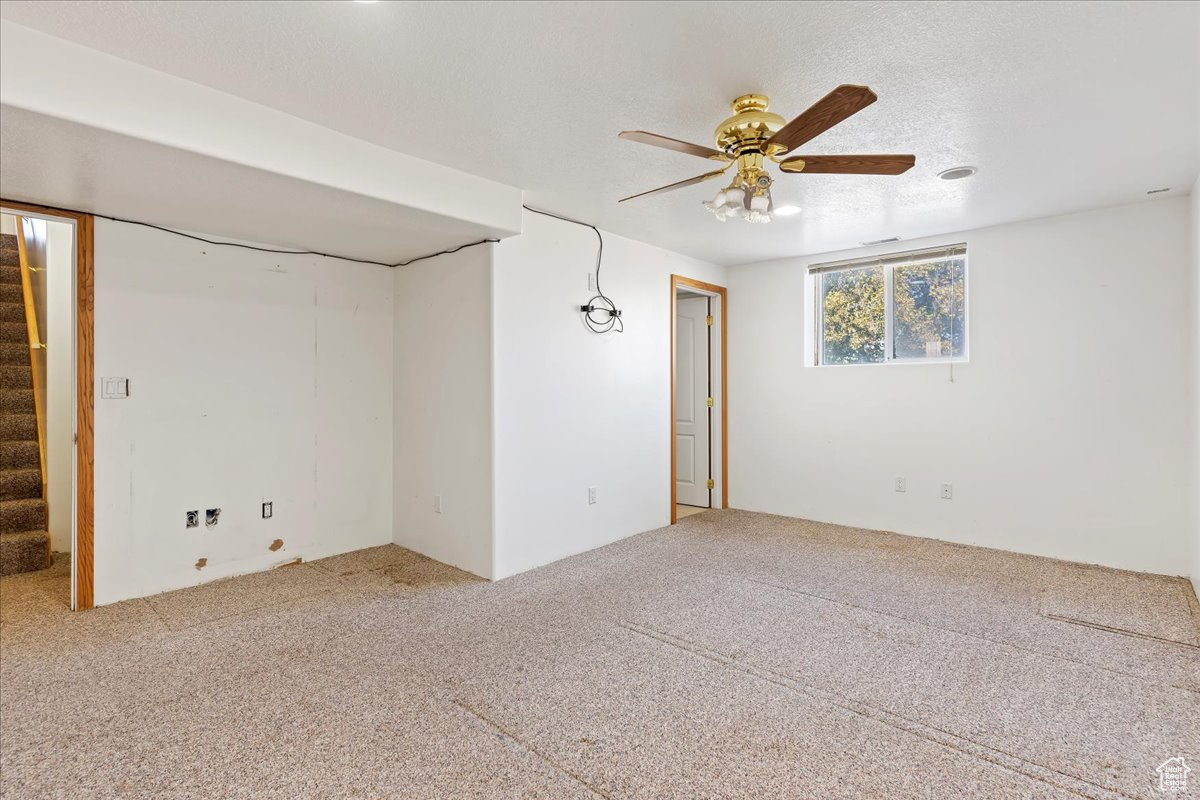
[811,244,969,367]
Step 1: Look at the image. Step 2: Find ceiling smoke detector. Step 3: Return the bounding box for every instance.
[938,166,977,181]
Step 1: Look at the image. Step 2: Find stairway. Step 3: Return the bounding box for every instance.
[0,233,49,576]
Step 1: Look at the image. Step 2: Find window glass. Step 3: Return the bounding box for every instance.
[892,257,966,360]
[820,266,885,365]
[815,249,967,366]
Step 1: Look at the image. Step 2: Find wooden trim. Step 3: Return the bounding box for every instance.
[76,215,94,611]
[670,275,728,524]
[12,218,48,500]
[1,199,94,610]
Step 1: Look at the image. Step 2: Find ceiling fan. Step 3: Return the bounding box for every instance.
[618,85,914,223]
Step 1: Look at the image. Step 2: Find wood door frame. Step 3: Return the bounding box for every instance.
[670,275,727,524]
[1,199,94,610]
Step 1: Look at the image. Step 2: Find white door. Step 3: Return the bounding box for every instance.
[675,296,710,507]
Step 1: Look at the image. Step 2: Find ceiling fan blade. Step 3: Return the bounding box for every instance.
[618,130,729,161]
[618,169,728,203]
[766,85,877,153]
[779,154,916,175]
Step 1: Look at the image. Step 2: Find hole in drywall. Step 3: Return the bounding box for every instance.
[269,539,284,552]
[186,510,199,528]
[194,557,208,570]
[206,508,221,527]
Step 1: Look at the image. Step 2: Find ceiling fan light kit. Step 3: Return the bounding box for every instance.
[619,85,915,225]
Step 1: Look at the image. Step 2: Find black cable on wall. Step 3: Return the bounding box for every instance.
[5,201,624,335]
[521,204,623,334]
[0,199,498,268]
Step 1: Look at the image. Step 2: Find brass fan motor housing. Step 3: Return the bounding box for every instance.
[714,95,787,157]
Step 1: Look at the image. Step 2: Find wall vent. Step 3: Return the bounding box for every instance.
[860,236,902,246]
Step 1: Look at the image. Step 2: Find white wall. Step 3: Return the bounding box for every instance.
[730,198,1194,577]
[93,219,393,605]
[491,210,726,579]
[45,218,73,552]
[393,244,494,579]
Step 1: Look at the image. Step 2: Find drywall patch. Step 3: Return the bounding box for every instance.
[269,539,284,552]
[194,557,208,570]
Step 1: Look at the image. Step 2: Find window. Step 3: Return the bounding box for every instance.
[813,245,967,366]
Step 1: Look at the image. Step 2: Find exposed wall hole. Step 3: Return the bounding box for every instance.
[194,557,208,570]
[269,539,284,552]
[206,508,221,527]
[186,510,199,528]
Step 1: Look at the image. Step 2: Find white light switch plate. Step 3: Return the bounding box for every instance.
[101,377,129,399]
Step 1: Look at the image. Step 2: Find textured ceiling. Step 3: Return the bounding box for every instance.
[1,0,1197,265]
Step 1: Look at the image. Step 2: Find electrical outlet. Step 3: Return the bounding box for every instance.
[940,483,953,500]
[588,487,597,505]
[262,501,273,519]
[434,494,442,514]
[186,510,199,528]
[894,477,907,493]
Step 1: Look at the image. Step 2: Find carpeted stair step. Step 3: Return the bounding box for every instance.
[0,413,37,441]
[0,265,20,286]
[0,284,20,303]
[0,469,40,501]
[0,235,18,267]
[0,342,28,365]
[0,365,31,390]
[0,497,46,534]
[0,303,25,324]
[0,441,40,470]
[0,389,35,415]
[1,322,26,344]
[0,531,50,576]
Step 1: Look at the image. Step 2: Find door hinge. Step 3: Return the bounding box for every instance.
[706,397,714,408]
[705,315,713,326]
[706,479,715,490]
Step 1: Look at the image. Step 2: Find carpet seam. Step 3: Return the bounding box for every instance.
[621,621,1133,800]
[748,577,1200,692]
[146,577,343,631]
[1040,612,1200,650]
[452,698,614,799]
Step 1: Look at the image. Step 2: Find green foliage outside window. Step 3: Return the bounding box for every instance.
[819,256,965,364]
[820,267,885,364]
[892,258,965,359]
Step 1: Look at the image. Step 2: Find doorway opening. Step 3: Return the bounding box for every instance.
[0,200,94,610]
[670,275,726,524]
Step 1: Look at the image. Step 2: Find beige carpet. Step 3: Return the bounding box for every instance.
[1,511,1197,799]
